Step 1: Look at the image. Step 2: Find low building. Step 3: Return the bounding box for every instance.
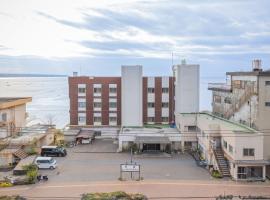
[176,112,270,181]
[0,97,32,138]
[118,126,181,152]
[208,59,270,131]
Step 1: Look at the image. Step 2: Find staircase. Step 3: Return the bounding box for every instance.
[225,84,256,119]
[213,148,231,177]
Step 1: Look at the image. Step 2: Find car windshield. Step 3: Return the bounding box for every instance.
[49,158,54,163]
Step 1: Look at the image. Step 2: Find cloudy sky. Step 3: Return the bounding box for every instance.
[1,0,270,75]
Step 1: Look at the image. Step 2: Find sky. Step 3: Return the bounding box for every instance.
[0,0,270,109]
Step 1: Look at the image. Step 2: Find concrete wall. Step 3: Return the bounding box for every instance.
[121,65,143,126]
[257,76,270,160]
[174,64,200,113]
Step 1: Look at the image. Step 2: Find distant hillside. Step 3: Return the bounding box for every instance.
[0,73,67,77]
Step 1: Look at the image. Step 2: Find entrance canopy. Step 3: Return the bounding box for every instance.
[135,136,170,144]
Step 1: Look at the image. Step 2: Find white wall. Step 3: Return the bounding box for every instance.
[174,64,200,113]
[121,65,143,126]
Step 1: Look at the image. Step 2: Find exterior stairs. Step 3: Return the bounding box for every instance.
[213,148,231,177]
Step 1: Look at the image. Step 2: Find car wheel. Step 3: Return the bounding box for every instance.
[49,166,54,170]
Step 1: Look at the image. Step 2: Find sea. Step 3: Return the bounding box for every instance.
[0,77,69,128]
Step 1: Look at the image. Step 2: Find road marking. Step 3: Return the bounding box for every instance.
[1,181,270,192]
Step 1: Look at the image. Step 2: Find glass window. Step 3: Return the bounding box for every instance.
[265,102,270,107]
[265,81,270,86]
[243,148,255,156]
[229,145,233,153]
[162,102,169,108]
[1,113,7,121]
[94,117,102,122]
[147,102,155,108]
[78,102,86,108]
[224,97,232,104]
[162,88,169,93]
[162,117,169,122]
[78,88,86,93]
[109,102,117,108]
[93,88,102,93]
[78,116,86,122]
[93,102,102,108]
[147,117,155,122]
[109,87,117,93]
[237,167,247,179]
[147,88,155,93]
[109,117,117,122]
[223,140,227,149]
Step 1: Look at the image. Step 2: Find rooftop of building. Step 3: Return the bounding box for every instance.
[121,126,179,135]
[178,112,256,133]
[0,97,32,109]
[9,124,54,146]
[226,70,270,76]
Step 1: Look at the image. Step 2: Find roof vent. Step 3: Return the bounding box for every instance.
[252,59,262,72]
[73,72,78,77]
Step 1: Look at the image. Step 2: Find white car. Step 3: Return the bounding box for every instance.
[35,157,57,169]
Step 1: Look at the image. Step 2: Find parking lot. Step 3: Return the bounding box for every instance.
[38,139,212,183]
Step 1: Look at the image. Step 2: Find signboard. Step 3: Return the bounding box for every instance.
[121,164,140,172]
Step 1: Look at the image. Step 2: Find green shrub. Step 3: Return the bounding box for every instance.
[81,191,147,200]
[22,164,38,184]
[0,182,13,187]
[212,170,222,178]
[0,196,26,200]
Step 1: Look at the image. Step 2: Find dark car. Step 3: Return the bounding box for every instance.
[41,146,67,157]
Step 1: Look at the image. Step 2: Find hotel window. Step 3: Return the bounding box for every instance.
[78,88,86,93]
[162,102,169,108]
[147,102,155,108]
[78,102,86,108]
[109,117,117,122]
[229,145,233,153]
[162,117,169,122]
[265,81,270,86]
[78,116,86,124]
[162,88,169,93]
[109,87,117,93]
[94,117,102,122]
[265,102,270,107]
[93,102,102,108]
[109,102,117,108]
[243,148,254,156]
[213,95,221,103]
[147,117,155,122]
[93,87,102,93]
[147,88,155,93]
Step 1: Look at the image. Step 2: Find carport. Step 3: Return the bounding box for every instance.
[135,136,171,152]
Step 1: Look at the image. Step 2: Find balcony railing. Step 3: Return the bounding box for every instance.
[208,83,232,92]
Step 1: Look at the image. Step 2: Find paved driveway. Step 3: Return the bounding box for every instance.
[38,139,212,183]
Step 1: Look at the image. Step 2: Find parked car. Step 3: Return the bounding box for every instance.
[41,146,67,157]
[35,157,57,169]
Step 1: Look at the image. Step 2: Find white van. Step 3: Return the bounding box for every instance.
[35,157,57,169]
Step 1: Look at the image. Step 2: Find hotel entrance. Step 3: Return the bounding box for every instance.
[142,143,161,152]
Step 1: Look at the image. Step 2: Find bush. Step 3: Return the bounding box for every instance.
[0,196,26,200]
[81,191,148,200]
[211,170,222,178]
[0,182,13,187]
[22,164,38,184]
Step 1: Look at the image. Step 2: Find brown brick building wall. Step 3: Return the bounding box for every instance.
[69,76,175,126]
